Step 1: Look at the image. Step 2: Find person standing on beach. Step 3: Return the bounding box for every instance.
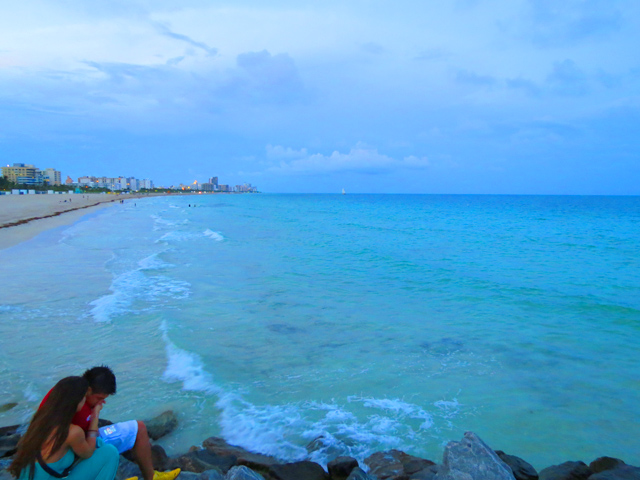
[40,366,180,480]
[9,376,120,480]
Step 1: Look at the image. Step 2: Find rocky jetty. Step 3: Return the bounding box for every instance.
[1,413,638,480]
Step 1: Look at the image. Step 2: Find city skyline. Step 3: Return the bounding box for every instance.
[1,1,639,194]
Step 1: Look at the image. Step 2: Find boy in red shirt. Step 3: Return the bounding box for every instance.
[42,366,179,480]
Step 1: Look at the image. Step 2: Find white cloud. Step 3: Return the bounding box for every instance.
[267,143,429,175]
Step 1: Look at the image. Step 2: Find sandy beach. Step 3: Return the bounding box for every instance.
[0,193,163,250]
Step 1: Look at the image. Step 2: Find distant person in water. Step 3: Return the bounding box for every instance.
[9,376,119,480]
[39,366,180,480]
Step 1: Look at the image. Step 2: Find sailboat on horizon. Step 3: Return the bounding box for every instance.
[342,188,346,195]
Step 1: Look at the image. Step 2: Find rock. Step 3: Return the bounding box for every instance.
[496,451,538,480]
[410,465,439,480]
[0,470,13,480]
[539,462,592,480]
[116,456,142,480]
[268,461,330,480]
[0,403,17,413]
[178,473,201,480]
[0,425,21,458]
[200,469,225,480]
[98,418,114,428]
[166,449,237,474]
[434,432,515,480]
[365,450,436,480]
[226,465,266,480]
[203,437,280,474]
[346,467,375,480]
[590,459,627,474]
[328,456,359,480]
[151,444,169,471]
[589,466,640,480]
[145,411,179,441]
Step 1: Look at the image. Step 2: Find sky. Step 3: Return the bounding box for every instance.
[1,0,639,193]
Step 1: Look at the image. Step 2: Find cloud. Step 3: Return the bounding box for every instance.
[455,69,497,87]
[153,23,218,57]
[267,144,429,175]
[361,42,384,55]
[525,0,623,46]
[227,50,305,104]
[546,59,588,95]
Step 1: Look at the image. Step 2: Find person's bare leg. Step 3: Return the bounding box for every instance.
[132,420,155,480]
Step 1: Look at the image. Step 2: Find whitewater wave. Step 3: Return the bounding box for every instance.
[203,229,224,241]
[159,325,461,467]
[87,262,190,323]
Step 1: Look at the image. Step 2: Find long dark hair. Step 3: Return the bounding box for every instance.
[9,376,88,480]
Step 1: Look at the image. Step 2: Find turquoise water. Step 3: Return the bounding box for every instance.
[1,194,639,468]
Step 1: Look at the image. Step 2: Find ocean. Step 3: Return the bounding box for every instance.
[0,194,639,469]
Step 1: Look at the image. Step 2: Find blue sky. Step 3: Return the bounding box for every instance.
[1,0,639,193]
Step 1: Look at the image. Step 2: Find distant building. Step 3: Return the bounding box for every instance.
[208,177,218,186]
[65,176,74,185]
[1,163,62,186]
[218,184,231,192]
[200,183,216,191]
[43,168,62,186]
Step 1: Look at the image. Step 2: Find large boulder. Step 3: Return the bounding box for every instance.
[226,465,265,480]
[434,432,515,480]
[166,449,235,474]
[115,456,142,480]
[151,444,169,471]
[0,403,17,413]
[328,456,359,480]
[268,461,330,480]
[145,411,179,441]
[539,462,592,480]
[590,459,627,474]
[203,437,280,474]
[410,465,439,480]
[365,450,436,480]
[495,451,538,480]
[346,467,376,480]
[0,425,20,458]
[589,466,640,480]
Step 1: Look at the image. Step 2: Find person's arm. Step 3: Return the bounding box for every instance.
[69,401,103,459]
[68,425,96,459]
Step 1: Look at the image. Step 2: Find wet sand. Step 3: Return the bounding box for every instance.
[0,193,163,250]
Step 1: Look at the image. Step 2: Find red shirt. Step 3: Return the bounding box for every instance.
[40,389,93,432]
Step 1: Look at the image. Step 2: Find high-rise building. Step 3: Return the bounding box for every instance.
[208,176,218,186]
[43,168,62,186]
[2,163,38,185]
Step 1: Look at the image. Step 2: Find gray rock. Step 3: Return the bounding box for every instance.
[145,410,179,441]
[410,465,439,480]
[0,425,20,458]
[226,465,265,480]
[178,473,202,480]
[115,456,142,480]
[434,432,515,480]
[203,437,280,474]
[539,462,592,480]
[200,469,225,480]
[589,466,640,480]
[365,450,435,480]
[346,467,375,480]
[0,403,17,413]
[152,444,169,471]
[268,461,330,480]
[166,449,237,474]
[328,456,359,480]
[590,459,627,474]
[496,451,538,480]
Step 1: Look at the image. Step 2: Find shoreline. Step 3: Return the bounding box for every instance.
[0,193,166,251]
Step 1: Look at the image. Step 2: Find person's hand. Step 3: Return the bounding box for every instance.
[91,400,105,418]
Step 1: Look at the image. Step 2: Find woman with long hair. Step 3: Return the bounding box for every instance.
[9,376,120,480]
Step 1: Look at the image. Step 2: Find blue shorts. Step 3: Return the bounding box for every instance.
[99,420,139,454]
